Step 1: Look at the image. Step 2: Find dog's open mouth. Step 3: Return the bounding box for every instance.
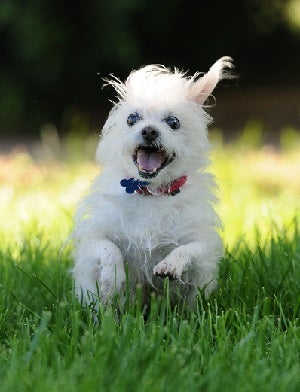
[133,146,174,178]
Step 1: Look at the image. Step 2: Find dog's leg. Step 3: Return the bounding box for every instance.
[73,239,126,304]
[153,241,219,296]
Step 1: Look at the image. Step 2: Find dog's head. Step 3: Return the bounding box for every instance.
[97,57,233,186]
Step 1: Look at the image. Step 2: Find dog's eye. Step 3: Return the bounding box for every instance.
[165,116,180,130]
[127,112,142,126]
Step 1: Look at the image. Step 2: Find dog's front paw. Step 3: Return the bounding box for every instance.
[153,260,184,281]
[74,239,126,306]
[99,262,126,303]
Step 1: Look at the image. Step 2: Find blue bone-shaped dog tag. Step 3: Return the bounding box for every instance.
[120,178,149,194]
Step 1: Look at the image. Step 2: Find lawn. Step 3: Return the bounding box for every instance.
[0,129,300,391]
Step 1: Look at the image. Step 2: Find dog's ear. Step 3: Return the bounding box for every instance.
[187,57,234,105]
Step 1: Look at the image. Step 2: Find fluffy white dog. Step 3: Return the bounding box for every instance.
[73,57,233,306]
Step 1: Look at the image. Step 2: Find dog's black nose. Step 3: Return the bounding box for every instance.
[141,126,159,142]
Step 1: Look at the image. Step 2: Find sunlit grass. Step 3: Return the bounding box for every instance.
[1,128,299,249]
[0,150,97,248]
[211,135,300,248]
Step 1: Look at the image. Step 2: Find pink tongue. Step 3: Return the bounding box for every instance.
[137,150,164,172]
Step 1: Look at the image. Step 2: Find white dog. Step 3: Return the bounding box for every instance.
[73,57,233,306]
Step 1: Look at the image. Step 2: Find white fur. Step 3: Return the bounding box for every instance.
[72,57,233,306]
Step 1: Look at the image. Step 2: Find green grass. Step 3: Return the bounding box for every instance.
[1,131,300,391]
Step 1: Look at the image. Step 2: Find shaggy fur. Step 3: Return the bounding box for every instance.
[73,57,233,306]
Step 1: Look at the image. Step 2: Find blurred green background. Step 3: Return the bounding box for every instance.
[0,0,299,143]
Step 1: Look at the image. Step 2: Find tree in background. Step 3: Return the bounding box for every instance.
[0,0,299,136]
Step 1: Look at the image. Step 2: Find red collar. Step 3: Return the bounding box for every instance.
[136,175,187,196]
